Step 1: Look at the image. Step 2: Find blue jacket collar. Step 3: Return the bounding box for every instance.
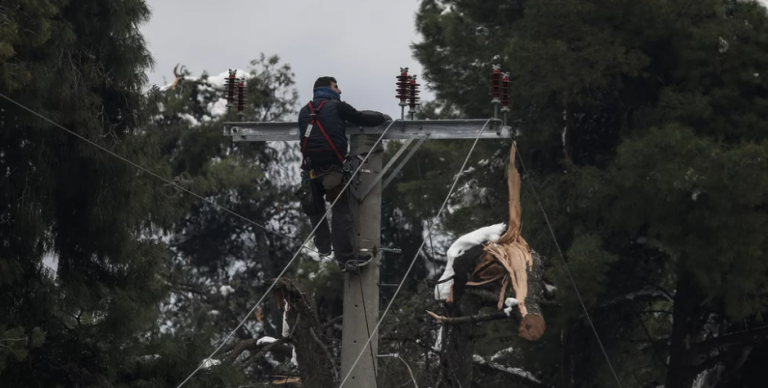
[313,87,340,100]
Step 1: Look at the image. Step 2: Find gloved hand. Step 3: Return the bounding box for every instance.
[383,114,393,121]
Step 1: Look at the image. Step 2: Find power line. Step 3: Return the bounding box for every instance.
[417,157,439,277]
[337,118,493,388]
[175,119,400,388]
[0,92,318,254]
[511,142,624,388]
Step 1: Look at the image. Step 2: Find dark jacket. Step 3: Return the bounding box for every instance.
[298,97,387,169]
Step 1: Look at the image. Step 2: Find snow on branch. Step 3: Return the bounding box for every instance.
[432,142,547,341]
[434,223,507,301]
[472,354,543,385]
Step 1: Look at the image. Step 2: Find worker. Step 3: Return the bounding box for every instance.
[296,76,390,270]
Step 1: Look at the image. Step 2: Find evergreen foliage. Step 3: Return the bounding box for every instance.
[0,0,191,386]
[406,0,768,387]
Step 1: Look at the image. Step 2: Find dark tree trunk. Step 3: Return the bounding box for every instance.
[561,322,576,388]
[665,270,698,388]
[274,278,338,388]
[439,245,484,388]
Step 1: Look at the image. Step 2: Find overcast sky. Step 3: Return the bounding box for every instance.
[141,0,434,119]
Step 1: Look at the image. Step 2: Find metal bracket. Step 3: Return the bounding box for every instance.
[381,134,429,191]
[356,133,429,202]
[360,247,402,255]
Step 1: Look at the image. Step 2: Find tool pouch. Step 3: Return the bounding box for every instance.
[296,171,321,216]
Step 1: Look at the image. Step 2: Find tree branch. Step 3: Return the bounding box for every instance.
[320,315,343,331]
[691,325,768,355]
[473,357,546,388]
[426,310,520,325]
[236,337,290,368]
[310,327,339,383]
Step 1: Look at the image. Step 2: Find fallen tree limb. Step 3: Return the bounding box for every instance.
[431,142,549,386]
[467,142,546,341]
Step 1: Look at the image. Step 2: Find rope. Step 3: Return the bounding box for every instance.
[336,118,494,388]
[511,142,624,388]
[0,92,318,254]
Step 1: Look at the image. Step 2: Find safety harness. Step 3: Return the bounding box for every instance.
[301,100,345,172]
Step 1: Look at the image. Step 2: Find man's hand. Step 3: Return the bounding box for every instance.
[383,114,393,121]
[341,105,388,127]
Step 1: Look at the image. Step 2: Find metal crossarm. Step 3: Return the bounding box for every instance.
[354,133,430,202]
[222,119,510,142]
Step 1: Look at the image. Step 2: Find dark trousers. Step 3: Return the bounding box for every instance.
[299,171,355,263]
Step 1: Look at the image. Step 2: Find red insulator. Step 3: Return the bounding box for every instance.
[501,73,511,108]
[225,69,237,106]
[490,65,501,101]
[408,75,421,110]
[396,67,410,104]
[236,79,246,112]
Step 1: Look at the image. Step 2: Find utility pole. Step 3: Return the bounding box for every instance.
[222,65,512,388]
[340,134,382,387]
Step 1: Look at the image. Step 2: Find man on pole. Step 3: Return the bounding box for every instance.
[297,76,390,269]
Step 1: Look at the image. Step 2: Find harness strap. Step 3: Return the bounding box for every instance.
[301,100,345,169]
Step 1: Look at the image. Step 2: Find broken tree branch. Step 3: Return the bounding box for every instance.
[467,142,546,341]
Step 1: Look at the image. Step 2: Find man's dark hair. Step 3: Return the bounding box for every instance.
[314,76,337,90]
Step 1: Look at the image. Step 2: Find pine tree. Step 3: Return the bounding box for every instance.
[0,0,217,387]
[410,1,768,387]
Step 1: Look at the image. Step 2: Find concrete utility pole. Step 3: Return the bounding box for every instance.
[340,134,382,387]
[222,65,512,388]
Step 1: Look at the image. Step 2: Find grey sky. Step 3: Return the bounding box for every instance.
[141,0,434,119]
